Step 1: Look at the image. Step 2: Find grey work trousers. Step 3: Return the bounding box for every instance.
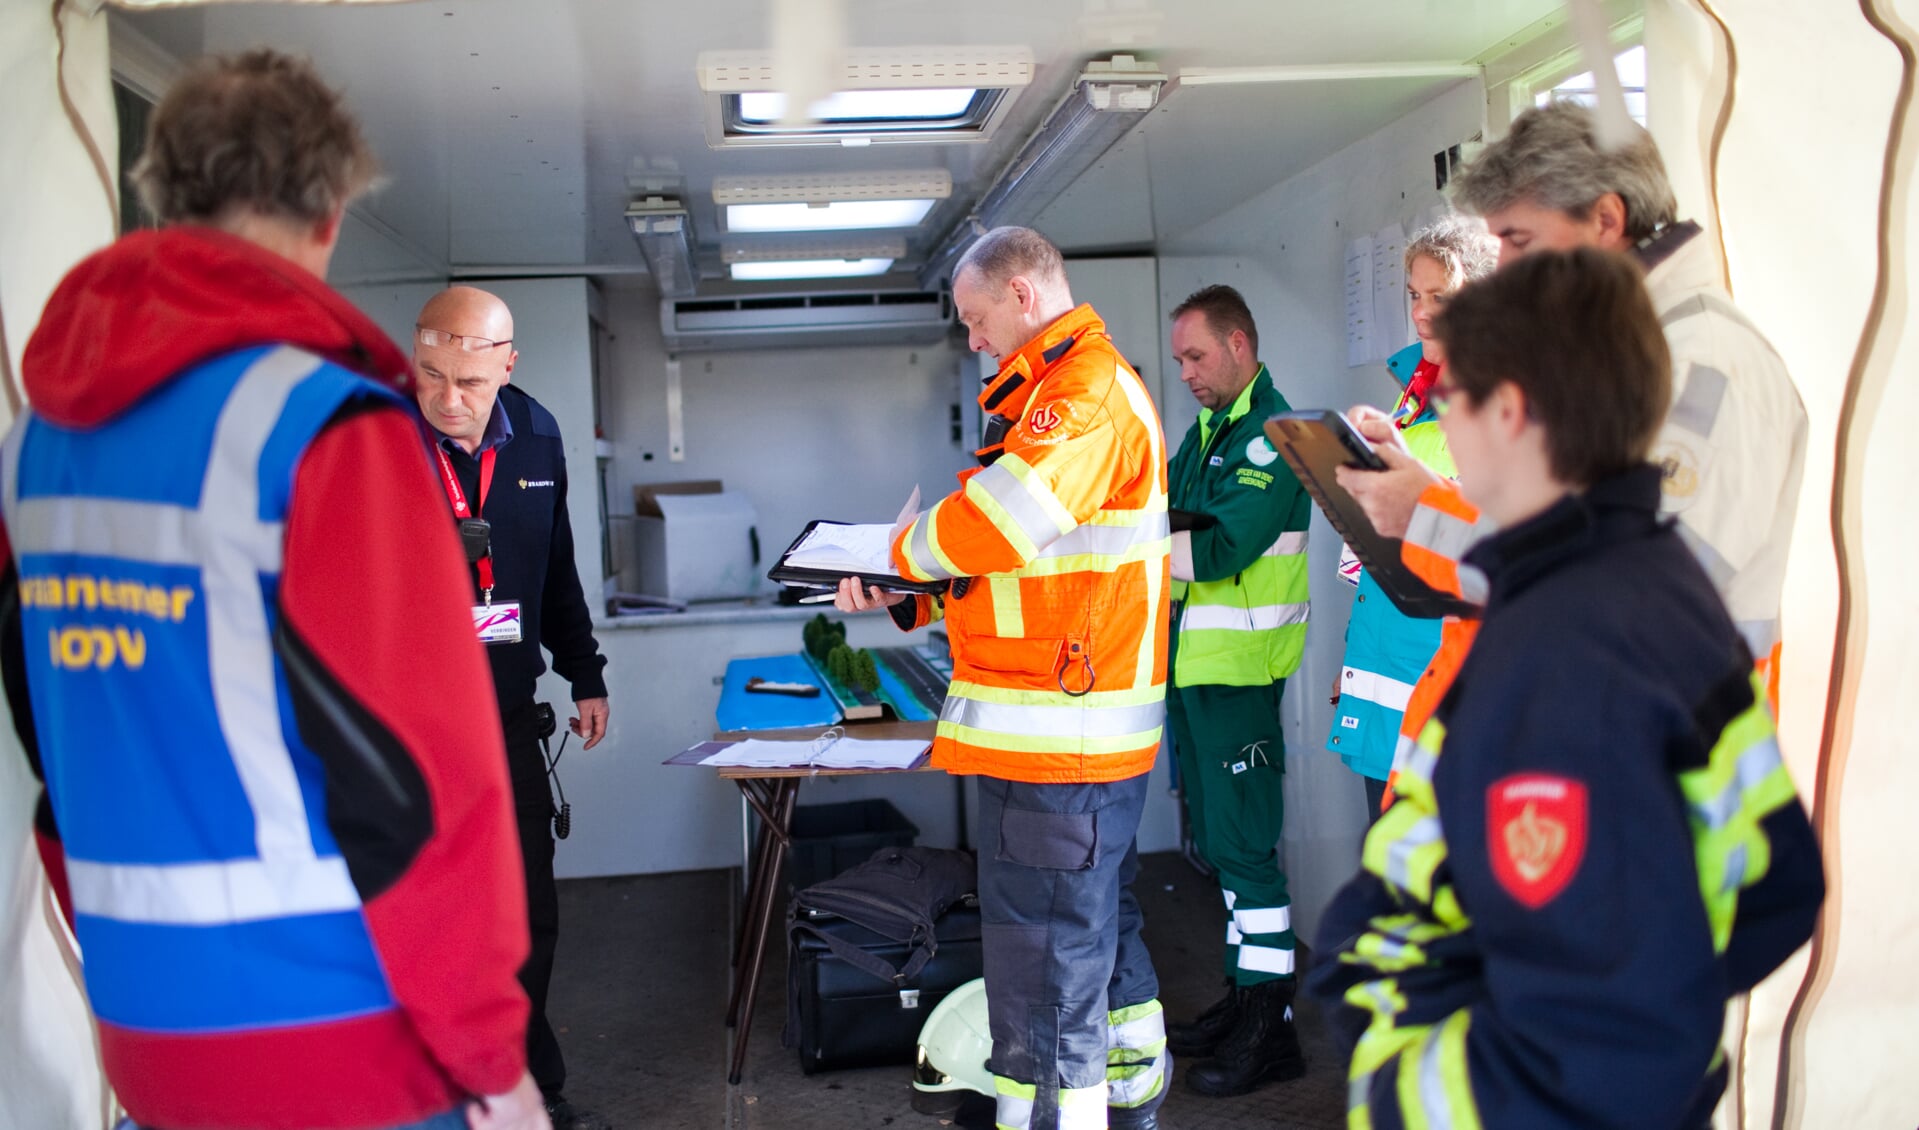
[977,771,1164,1129]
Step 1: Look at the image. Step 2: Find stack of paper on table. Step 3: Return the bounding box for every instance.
[697,735,929,771]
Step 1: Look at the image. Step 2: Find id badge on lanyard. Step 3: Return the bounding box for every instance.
[435,444,523,645]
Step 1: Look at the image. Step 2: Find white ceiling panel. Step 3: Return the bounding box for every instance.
[114,0,1567,284]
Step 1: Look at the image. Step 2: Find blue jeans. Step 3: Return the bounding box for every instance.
[133,1110,466,1130]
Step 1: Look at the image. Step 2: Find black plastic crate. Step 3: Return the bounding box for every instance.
[787,799,918,891]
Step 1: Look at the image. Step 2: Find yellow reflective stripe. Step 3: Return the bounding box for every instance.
[967,470,1042,562]
[946,678,1164,709]
[940,691,1165,740]
[1179,601,1310,633]
[1108,360,1167,694]
[1059,1085,1107,1128]
[989,575,1024,637]
[1106,1050,1167,1107]
[1397,1011,1481,1130]
[1262,530,1310,556]
[1107,999,1166,1053]
[994,1076,1035,1130]
[992,453,1078,541]
[1405,501,1492,559]
[937,720,1161,756]
[1008,536,1170,578]
[1342,915,1461,973]
[1350,931,1425,973]
[1679,673,1800,951]
[1033,512,1168,558]
[901,514,947,583]
[920,506,965,582]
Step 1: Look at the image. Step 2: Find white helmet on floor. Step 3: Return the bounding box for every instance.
[912,977,994,1112]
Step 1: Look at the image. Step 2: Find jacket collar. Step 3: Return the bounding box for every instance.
[993,305,1107,401]
[1636,220,1721,313]
[1199,364,1268,445]
[1463,464,1667,607]
[1385,341,1425,387]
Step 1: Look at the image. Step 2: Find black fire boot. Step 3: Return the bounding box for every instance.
[1167,980,1244,1059]
[1184,979,1307,1097]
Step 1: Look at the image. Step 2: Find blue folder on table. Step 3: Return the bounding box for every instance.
[714,654,842,733]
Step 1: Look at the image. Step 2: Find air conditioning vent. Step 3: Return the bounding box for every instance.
[660,288,954,352]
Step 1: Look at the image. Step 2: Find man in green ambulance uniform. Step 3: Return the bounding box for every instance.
[1161,285,1312,1097]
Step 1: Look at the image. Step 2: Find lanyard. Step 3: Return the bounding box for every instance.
[434,444,497,598]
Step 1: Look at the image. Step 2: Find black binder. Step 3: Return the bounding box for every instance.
[767,520,949,595]
[1262,410,1479,620]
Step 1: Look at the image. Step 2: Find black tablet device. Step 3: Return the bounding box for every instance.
[767,520,950,595]
[1263,410,1479,619]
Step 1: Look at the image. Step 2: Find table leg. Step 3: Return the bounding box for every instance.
[725,778,782,1027]
[730,795,776,975]
[727,777,800,1085]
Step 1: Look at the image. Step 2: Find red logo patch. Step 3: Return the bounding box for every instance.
[1487,774,1587,909]
[1027,404,1063,434]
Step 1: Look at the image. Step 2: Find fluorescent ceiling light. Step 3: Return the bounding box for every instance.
[729,258,896,280]
[739,88,980,124]
[726,199,937,233]
[624,197,698,297]
[920,56,1167,288]
[722,236,906,263]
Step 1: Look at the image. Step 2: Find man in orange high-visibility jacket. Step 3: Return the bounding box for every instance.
[837,226,1172,1130]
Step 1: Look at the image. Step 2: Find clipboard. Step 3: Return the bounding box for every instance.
[1262,410,1479,620]
[767,520,949,595]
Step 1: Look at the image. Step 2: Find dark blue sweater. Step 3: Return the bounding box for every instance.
[1311,465,1823,1130]
[430,385,607,734]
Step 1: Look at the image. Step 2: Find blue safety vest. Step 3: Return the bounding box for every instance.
[1327,343,1451,781]
[2,345,404,1035]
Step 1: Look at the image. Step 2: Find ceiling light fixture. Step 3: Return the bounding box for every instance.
[726,200,937,233]
[920,55,1168,289]
[721,236,907,264]
[697,45,1034,148]
[728,258,897,281]
[714,170,952,233]
[625,196,699,297]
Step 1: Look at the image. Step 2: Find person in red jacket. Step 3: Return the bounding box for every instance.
[2,50,544,1130]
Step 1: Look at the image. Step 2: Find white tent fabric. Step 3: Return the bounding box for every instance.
[1647,1,1919,1126]
[0,1,118,1126]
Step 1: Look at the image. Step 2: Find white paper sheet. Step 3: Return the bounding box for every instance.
[698,736,928,770]
[785,522,898,574]
[1371,223,1409,362]
[1344,235,1375,367]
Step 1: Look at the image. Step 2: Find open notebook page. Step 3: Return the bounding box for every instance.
[783,522,898,575]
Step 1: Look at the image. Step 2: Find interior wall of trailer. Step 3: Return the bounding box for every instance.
[1154,77,1485,945]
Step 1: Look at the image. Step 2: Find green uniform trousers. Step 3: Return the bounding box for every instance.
[1167,678,1295,986]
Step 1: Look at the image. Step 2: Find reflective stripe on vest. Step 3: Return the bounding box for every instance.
[2,346,400,1032]
[1174,530,1309,687]
[937,679,1165,758]
[1341,666,1417,712]
[1677,672,1800,952]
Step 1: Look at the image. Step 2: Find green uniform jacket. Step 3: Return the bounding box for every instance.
[1168,366,1311,688]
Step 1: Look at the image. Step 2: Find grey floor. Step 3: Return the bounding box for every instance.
[546,852,1348,1129]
